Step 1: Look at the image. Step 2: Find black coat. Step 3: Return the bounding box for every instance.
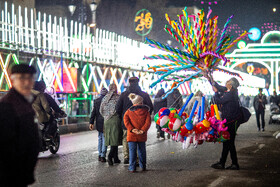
[116,84,153,129]
[90,95,105,132]
[0,88,40,186]
[166,88,183,109]
[213,82,241,123]
[154,89,167,114]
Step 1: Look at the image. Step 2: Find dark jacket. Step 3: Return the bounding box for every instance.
[124,105,151,142]
[44,93,63,113]
[253,94,267,111]
[116,84,153,130]
[153,89,167,114]
[213,82,241,123]
[90,95,106,132]
[0,88,40,186]
[167,88,183,109]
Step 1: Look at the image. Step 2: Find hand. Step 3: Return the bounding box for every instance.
[89,124,94,130]
[139,130,144,134]
[212,86,218,93]
[132,129,139,134]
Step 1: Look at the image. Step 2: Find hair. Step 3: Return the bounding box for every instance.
[259,88,263,92]
[228,77,240,89]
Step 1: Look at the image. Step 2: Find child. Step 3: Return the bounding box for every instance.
[123,93,151,172]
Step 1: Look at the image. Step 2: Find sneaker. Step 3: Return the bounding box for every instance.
[157,132,160,138]
[100,157,106,163]
[124,158,129,164]
[262,128,265,132]
[107,156,113,166]
[211,162,225,169]
[226,164,240,170]
[98,155,101,162]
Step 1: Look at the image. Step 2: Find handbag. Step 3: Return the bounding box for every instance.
[238,99,251,124]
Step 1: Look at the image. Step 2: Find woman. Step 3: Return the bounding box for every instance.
[208,77,241,170]
[100,84,122,166]
[154,88,167,139]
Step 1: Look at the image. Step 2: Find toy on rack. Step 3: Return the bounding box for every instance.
[154,93,230,149]
[144,7,248,98]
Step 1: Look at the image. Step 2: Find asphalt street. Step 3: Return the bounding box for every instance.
[32,109,280,187]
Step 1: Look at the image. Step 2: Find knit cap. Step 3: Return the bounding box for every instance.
[128,93,143,105]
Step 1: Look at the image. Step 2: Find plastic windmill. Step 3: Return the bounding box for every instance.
[144,7,249,98]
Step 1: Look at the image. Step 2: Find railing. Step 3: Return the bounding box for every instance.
[0,1,166,70]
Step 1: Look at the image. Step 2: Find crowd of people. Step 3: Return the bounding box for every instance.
[0,64,272,186]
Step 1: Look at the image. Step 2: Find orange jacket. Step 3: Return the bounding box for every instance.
[124,104,151,142]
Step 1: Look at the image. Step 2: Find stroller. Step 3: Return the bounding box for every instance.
[269,103,280,124]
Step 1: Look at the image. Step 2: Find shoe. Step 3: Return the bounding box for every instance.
[107,156,113,166]
[136,163,139,167]
[226,164,240,170]
[160,136,165,140]
[262,128,265,132]
[114,158,121,164]
[157,132,160,138]
[167,134,170,139]
[100,157,106,163]
[128,170,136,173]
[124,158,129,164]
[211,162,225,169]
[98,155,101,161]
[141,167,147,172]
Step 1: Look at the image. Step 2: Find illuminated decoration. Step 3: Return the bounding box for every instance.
[248,27,261,41]
[199,0,223,5]
[0,53,19,89]
[134,9,153,36]
[237,40,246,49]
[261,31,280,44]
[247,64,254,74]
[144,7,249,97]
[54,65,77,93]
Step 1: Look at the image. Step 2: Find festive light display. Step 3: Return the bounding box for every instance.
[0,53,19,89]
[248,27,261,41]
[144,7,249,98]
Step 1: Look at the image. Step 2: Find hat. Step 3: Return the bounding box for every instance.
[100,87,108,96]
[129,77,139,84]
[128,93,143,105]
[11,64,36,75]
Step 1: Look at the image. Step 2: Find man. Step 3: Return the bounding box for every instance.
[270,91,279,105]
[0,64,40,186]
[166,84,183,110]
[89,88,108,162]
[253,88,267,131]
[116,77,153,164]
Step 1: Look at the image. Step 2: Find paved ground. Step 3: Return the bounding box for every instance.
[32,109,280,187]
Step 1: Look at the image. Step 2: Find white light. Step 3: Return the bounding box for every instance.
[89,23,96,28]
[273,8,276,12]
[68,5,76,15]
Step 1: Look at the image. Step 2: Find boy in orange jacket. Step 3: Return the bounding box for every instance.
[124,93,151,172]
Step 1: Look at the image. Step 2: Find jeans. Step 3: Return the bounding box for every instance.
[98,132,107,157]
[123,130,129,159]
[128,142,146,171]
[256,109,265,129]
[220,121,238,165]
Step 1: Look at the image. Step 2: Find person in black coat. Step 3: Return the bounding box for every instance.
[0,64,40,186]
[154,88,167,139]
[253,88,267,131]
[208,77,241,170]
[166,86,183,109]
[89,87,108,162]
[116,77,153,164]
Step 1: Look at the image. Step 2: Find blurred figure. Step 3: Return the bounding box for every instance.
[245,95,251,108]
[153,88,167,139]
[186,90,208,114]
[166,84,183,110]
[100,84,122,166]
[254,88,267,131]
[89,87,108,162]
[270,91,279,105]
[0,64,40,186]
[116,77,153,164]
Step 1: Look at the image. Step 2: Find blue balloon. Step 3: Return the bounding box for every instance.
[160,109,170,116]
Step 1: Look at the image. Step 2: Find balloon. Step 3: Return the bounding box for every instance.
[159,115,170,128]
[202,119,210,128]
[194,122,209,134]
[161,108,170,116]
[169,108,177,113]
[206,111,211,120]
[154,113,160,125]
[198,140,204,145]
[168,118,182,132]
[158,107,168,117]
[221,131,230,141]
